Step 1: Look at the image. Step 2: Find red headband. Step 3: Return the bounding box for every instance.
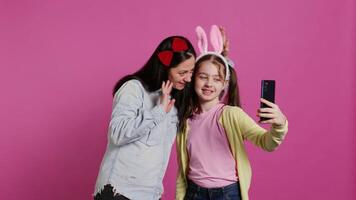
[158,37,189,67]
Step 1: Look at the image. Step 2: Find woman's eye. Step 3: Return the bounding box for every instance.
[179,72,186,76]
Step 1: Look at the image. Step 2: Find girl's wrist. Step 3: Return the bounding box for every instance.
[273,117,287,128]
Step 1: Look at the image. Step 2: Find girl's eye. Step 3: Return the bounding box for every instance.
[214,78,222,82]
[199,76,208,80]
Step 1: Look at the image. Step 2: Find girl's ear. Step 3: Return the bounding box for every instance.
[196,26,208,54]
[210,25,224,54]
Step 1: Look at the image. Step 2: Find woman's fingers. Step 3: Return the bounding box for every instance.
[219,26,230,57]
[219,26,226,40]
[166,99,176,112]
[162,80,173,94]
[167,80,173,93]
[161,81,165,89]
[162,81,167,90]
[160,80,175,113]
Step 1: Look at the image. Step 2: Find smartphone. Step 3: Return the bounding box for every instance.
[260,80,275,122]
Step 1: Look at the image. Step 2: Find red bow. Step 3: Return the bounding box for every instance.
[158,38,189,67]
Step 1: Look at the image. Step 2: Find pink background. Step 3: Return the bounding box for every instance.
[0,0,355,199]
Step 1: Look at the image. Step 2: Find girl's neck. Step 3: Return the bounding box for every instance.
[199,99,220,112]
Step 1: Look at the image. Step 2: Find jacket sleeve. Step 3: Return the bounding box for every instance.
[175,131,188,200]
[108,80,166,146]
[232,107,288,152]
[175,165,187,200]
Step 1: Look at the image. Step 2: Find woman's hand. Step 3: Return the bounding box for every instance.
[219,26,230,57]
[257,98,287,127]
[160,80,175,113]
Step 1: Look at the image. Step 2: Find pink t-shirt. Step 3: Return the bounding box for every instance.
[187,103,238,188]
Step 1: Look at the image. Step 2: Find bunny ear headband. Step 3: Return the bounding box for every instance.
[196,25,231,80]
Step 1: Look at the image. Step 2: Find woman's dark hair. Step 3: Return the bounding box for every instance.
[112,36,196,128]
[179,54,241,132]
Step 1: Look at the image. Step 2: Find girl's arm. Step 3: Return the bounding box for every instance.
[108,80,167,146]
[233,106,288,152]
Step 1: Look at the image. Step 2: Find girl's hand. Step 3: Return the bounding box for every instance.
[257,98,287,126]
[160,80,175,113]
[219,26,230,57]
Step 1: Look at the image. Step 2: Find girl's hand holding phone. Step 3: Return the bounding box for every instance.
[257,98,287,127]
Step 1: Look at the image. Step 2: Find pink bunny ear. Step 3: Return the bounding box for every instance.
[210,25,223,54]
[196,26,208,54]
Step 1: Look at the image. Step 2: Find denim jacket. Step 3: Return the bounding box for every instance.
[94,80,178,200]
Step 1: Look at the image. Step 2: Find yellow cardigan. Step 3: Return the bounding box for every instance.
[176,106,288,200]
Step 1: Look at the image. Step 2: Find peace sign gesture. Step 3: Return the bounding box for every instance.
[160,80,175,113]
[257,98,287,127]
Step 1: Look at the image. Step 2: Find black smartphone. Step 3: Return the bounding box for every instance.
[260,80,275,121]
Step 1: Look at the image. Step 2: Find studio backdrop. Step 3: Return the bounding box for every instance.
[0,0,355,199]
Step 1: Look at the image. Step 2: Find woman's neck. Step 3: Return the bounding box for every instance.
[199,99,220,112]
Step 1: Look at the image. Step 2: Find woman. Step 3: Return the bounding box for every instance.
[94,36,196,200]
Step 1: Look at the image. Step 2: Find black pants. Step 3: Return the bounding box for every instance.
[94,184,130,200]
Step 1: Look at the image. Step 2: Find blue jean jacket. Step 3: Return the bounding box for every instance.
[94,80,178,200]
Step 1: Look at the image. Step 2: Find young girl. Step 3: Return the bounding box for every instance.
[176,25,288,200]
[94,36,196,200]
